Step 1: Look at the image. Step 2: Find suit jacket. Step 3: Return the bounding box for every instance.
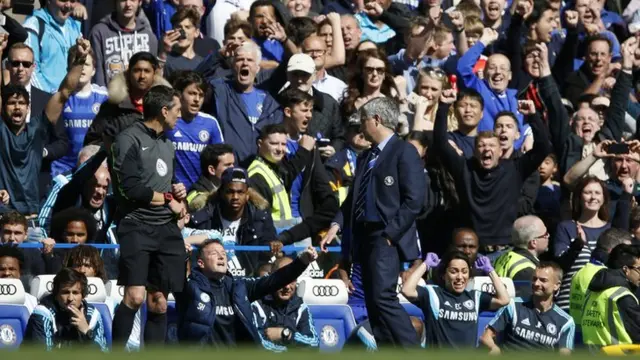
[342,134,425,262]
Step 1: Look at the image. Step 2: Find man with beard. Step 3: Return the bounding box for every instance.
[25,268,108,351]
[189,167,277,277]
[481,262,575,354]
[251,256,319,349]
[0,37,89,217]
[84,51,171,147]
[433,89,551,249]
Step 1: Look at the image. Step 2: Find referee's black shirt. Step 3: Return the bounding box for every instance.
[110,122,175,225]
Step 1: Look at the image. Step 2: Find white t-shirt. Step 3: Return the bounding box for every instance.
[220,215,245,276]
[24,293,38,314]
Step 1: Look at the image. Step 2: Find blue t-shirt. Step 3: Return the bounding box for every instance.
[240,89,266,126]
[165,112,224,188]
[447,131,475,159]
[413,285,493,348]
[254,38,284,62]
[51,84,109,176]
[488,299,575,351]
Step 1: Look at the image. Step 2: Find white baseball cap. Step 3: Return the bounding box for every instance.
[287,53,316,74]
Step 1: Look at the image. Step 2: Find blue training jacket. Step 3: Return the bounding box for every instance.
[177,259,308,350]
[25,295,108,352]
[252,294,319,349]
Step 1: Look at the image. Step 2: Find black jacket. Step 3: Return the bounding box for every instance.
[35,87,69,200]
[588,268,640,343]
[189,189,277,275]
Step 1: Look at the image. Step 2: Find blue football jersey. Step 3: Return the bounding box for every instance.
[51,84,108,176]
[166,112,224,188]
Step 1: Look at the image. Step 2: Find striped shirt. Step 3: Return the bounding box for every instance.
[37,172,73,234]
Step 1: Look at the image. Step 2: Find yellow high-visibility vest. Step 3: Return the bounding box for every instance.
[247,158,296,228]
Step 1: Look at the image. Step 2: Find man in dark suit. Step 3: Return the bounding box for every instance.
[342,97,426,347]
[6,43,68,202]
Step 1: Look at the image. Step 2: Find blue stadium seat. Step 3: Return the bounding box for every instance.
[296,278,355,351]
[89,303,113,347]
[402,303,424,319]
[308,304,357,351]
[0,279,30,349]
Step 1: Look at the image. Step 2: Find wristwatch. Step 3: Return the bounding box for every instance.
[164,192,174,204]
[281,327,292,343]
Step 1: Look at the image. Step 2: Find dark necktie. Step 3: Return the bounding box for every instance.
[354,147,380,221]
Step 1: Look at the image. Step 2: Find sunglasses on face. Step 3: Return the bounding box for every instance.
[9,61,33,68]
[423,66,446,79]
[364,66,385,75]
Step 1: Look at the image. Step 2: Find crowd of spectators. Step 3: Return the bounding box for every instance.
[2,0,640,352]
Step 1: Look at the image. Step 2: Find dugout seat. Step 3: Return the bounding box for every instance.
[85,278,112,347]
[297,278,356,351]
[0,279,30,349]
[29,275,55,301]
[466,277,516,298]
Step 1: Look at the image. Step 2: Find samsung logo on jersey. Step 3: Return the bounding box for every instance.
[438,309,478,321]
[514,327,556,346]
[173,142,207,152]
[215,305,235,316]
[65,119,93,128]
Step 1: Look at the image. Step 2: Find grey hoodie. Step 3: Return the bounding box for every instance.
[89,12,158,87]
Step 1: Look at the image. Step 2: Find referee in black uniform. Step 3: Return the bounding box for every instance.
[109,85,187,348]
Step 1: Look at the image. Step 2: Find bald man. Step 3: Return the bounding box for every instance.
[302,35,347,103]
[457,28,529,150]
[251,257,319,349]
[494,216,549,297]
[51,147,116,244]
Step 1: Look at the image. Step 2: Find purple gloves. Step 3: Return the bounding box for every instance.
[424,253,440,270]
[474,255,494,274]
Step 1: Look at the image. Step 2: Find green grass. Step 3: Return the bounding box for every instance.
[1,347,620,359]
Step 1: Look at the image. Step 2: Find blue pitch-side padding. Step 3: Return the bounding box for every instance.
[308,305,356,352]
[0,305,29,349]
[89,303,113,347]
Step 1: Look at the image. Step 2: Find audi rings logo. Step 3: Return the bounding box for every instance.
[0,284,17,296]
[88,283,98,295]
[480,283,496,294]
[312,285,339,297]
[118,286,125,297]
[46,281,53,292]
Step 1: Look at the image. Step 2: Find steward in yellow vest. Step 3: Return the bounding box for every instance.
[569,262,605,327]
[248,123,339,245]
[581,244,640,347]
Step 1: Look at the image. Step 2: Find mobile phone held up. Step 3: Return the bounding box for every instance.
[608,143,629,155]
[317,138,331,148]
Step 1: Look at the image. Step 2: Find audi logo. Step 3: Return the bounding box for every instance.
[46,281,53,292]
[88,284,98,295]
[0,284,17,296]
[480,283,508,294]
[118,287,124,297]
[312,285,339,297]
